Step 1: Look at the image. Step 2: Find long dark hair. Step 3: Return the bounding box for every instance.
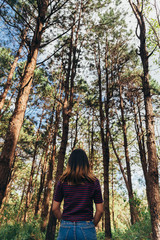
[60,149,96,184]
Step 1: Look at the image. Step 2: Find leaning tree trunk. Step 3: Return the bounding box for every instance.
[0,0,49,208]
[0,27,28,112]
[128,1,160,238]
[119,84,139,224]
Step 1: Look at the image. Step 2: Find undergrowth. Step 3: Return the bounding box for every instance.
[0,211,151,240]
[0,220,45,240]
[97,211,152,240]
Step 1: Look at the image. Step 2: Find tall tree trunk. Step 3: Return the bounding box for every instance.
[128,1,160,238]
[0,27,28,112]
[45,4,83,238]
[45,27,74,240]
[95,43,112,239]
[0,1,49,208]
[41,102,61,231]
[119,84,139,224]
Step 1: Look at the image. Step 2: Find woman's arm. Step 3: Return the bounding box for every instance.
[93,203,104,226]
[52,200,62,221]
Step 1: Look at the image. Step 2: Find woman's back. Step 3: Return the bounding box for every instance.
[54,179,102,222]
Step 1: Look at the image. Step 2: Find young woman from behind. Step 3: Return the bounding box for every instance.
[53,148,103,240]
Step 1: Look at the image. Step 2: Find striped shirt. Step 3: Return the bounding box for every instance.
[54,178,103,222]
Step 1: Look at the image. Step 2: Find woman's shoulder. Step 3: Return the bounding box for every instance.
[93,177,101,187]
[83,177,100,186]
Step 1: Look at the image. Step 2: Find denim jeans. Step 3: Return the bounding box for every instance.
[57,220,97,240]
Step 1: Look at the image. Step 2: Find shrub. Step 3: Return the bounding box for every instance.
[97,231,105,240]
[112,211,151,240]
[0,220,45,240]
[97,211,151,240]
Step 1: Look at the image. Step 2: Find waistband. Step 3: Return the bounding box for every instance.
[61,220,94,226]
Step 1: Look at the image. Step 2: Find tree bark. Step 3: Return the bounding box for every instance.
[95,42,112,239]
[128,1,160,238]
[0,1,49,208]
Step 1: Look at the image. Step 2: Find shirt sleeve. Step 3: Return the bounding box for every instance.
[93,179,103,204]
[54,181,64,202]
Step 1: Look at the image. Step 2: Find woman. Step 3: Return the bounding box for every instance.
[53,148,103,240]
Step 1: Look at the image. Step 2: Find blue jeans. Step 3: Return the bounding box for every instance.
[57,220,97,240]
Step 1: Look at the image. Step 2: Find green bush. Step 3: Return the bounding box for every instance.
[97,231,105,240]
[112,211,151,240]
[0,221,45,240]
[97,211,151,240]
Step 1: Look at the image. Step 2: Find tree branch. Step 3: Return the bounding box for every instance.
[45,0,69,22]
[4,0,34,32]
[148,46,157,58]
[40,21,77,48]
[37,41,68,66]
[145,16,160,48]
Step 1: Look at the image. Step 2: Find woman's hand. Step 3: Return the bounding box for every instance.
[93,203,104,226]
[52,201,62,221]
